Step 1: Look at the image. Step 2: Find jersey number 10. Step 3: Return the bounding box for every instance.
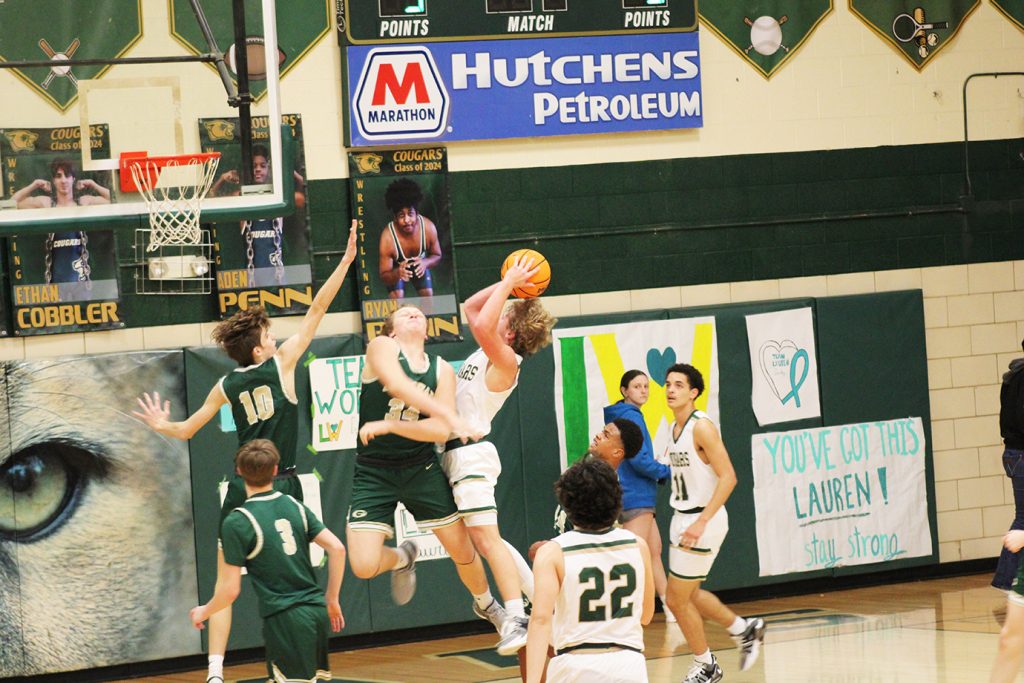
[239,385,275,425]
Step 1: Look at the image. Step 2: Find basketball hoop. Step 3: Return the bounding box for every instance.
[122,151,220,250]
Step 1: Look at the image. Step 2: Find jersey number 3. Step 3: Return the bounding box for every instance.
[239,385,275,425]
[578,563,636,621]
[274,519,298,556]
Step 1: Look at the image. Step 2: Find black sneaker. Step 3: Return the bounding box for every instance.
[682,655,723,683]
[732,616,766,671]
[390,540,418,605]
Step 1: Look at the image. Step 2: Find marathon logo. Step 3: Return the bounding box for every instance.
[353,47,449,141]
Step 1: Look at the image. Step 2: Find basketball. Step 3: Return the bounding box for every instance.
[501,248,550,298]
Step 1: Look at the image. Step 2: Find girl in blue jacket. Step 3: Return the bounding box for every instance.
[603,369,674,622]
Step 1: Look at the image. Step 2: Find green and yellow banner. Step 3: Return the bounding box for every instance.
[700,1,833,79]
[553,317,719,470]
[170,0,332,101]
[0,0,142,111]
[850,0,979,70]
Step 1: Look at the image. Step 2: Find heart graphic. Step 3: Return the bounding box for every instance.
[759,340,809,407]
[646,347,677,385]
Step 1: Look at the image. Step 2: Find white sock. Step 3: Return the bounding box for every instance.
[727,616,747,636]
[694,650,714,665]
[505,598,525,618]
[474,590,495,610]
[503,539,535,601]
[207,654,224,679]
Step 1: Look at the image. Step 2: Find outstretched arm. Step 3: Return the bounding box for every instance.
[464,253,539,391]
[13,179,50,208]
[133,384,226,440]
[277,221,358,372]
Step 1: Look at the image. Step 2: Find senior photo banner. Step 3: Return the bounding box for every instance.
[309,354,363,453]
[348,147,460,342]
[850,0,980,70]
[746,307,821,426]
[699,1,833,79]
[0,125,122,336]
[553,317,719,471]
[752,417,931,577]
[200,114,313,318]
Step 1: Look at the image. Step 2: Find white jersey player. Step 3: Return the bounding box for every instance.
[662,363,766,683]
[527,458,655,683]
[442,255,556,655]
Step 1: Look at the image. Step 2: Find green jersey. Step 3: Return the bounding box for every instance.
[219,356,299,469]
[221,490,326,618]
[357,351,440,468]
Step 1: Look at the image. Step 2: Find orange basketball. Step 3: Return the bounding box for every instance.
[501,248,551,298]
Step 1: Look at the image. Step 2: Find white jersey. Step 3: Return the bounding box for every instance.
[665,410,719,512]
[449,347,521,440]
[551,528,645,654]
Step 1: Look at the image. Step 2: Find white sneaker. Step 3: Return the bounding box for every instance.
[473,598,507,634]
[731,617,766,671]
[496,615,529,655]
[682,656,723,683]
[390,540,418,605]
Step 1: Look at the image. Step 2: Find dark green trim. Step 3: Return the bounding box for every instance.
[562,539,638,554]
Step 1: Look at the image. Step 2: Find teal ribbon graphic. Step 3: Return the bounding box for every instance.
[782,348,809,407]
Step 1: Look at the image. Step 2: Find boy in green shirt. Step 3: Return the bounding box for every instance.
[190,439,345,683]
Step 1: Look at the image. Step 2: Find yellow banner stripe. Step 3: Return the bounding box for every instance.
[590,333,626,406]
[691,322,713,413]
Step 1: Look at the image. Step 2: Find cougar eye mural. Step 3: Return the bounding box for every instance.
[0,352,200,677]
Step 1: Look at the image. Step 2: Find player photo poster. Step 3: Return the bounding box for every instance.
[199,114,313,318]
[348,147,460,342]
[0,125,123,335]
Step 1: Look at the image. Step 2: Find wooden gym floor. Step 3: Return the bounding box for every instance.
[115,572,1009,682]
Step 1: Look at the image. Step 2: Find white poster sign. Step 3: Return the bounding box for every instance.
[308,355,364,452]
[395,503,450,562]
[745,307,821,426]
[553,317,719,470]
[752,417,932,576]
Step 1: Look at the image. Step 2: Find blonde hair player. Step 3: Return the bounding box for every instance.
[663,363,766,683]
[441,253,556,654]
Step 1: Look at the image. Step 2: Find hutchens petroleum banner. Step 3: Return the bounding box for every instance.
[346,32,702,146]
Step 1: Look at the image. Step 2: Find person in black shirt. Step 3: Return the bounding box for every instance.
[993,340,1024,591]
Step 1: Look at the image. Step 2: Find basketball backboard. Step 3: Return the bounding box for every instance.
[0,0,290,234]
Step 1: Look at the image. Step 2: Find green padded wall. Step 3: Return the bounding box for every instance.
[183,290,933,649]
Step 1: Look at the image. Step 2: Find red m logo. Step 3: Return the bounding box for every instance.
[372,63,430,105]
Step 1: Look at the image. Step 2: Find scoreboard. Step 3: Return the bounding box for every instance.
[338,0,697,44]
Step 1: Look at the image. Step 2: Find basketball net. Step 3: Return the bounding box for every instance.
[130,156,220,251]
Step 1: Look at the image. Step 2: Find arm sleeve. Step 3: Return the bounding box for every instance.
[303,504,327,542]
[221,512,255,567]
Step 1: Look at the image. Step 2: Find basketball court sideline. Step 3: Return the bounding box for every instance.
[111,572,1007,683]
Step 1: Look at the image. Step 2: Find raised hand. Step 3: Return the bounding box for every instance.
[341,220,358,267]
[502,253,539,290]
[132,391,171,430]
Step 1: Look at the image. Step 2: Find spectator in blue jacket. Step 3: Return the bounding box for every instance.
[603,369,673,622]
